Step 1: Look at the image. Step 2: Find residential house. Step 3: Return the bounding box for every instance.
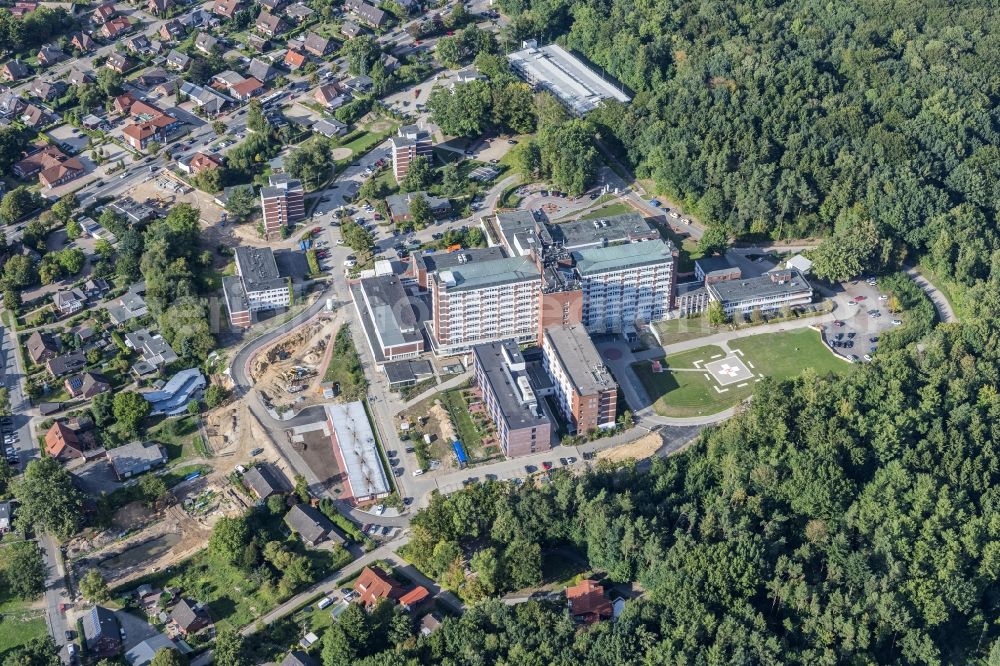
[125,635,178,666]
[47,350,87,377]
[259,0,284,10]
[385,192,450,223]
[68,67,94,85]
[284,2,313,22]
[92,2,116,23]
[195,32,218,54]
[343,0,386,27]
[124,328,178,375]
[37,45,66,67]
[341,21,363,38]
[113,92,137,115]
[398,586,430,611]
[248,58,278,82]
[166,49,190,70]
[178,81,228,115]
[419,613,442,636]
[312,118,347,138]
[354,567,404,608]
[213,0,242,19]
[280,652,317,666]
[135,68,170,88]
[313,82,347,110]
[343,74,373,92]
[10,2,37,18]
[108,283,149,325]
[566,579,613,624]
[70,32,97,52]
[31,80,67,102]
[44,419,98,460]
[182,151,223,174]
[1,61,30,82]
[54,289,86,315]
[72,325,98,347]
[123,115,176,151]
[284,49,306,70]
[107,441,168,480]
[65,372,112,399]
[170,598,211,636]
[126,34,154,54]
[106,52,132,74]
[302,32,332,57]
[242,463,287,501]
[101,16,132,39]
[83,607,122,658]
[39,157,85,188]
[246,33,269,52]
[283,504,344,547]
[83,278,111,299]
[19,104,52,128]
[147,0,172,15]
[26,331,59,364]
[0,502,11,534]
[255,10,284,37]
[160,19,185,41]
[13,144,68,178]
[0,91,26,117]
[230,77,264,101]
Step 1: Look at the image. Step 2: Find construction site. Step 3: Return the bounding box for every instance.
[249,314,342,413]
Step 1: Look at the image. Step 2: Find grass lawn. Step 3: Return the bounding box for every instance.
[0,540,47,660]
[634,330,850,417]
[654,316,720,345]
[321,326,368,400]
[146,416,202,463]
[656,224,702,273]
[580,202,632,220]
[440,389,483,454]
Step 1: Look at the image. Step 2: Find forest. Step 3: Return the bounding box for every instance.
[491,0,1000,254]
[321,319,1000,665]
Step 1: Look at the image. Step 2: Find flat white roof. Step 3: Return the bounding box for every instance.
[508,43,630,115]
[325,401,391,500]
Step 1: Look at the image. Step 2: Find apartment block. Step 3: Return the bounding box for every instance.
[223,246,290,327]
[542,324,617,434]
[260,174,304,239]
[390,124,432,182]
[430,254,541,356]
[473,340,552,457]
[572,240,676,334]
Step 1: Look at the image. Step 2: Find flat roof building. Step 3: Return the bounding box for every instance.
[390,124,432,182]
[225,247,290,327]
[350,274,424,363]
[107,441,167,480]
[431,254,541,356]
[572,240,676,333]
[260,174,304,239]
[508,42,630,116]
[708,268,813,314]
[694,255,741,284]
[325,401,391,504]
[542,324,617,434]
[552,212,657,251]
[473,340,552,457]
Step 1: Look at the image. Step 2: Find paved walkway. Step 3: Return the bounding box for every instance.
[906,267,958,323]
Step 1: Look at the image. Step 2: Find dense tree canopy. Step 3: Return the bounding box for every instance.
[498,0,1000,251]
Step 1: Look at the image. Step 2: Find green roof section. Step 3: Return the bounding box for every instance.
[438,256,540,292]
[572,240,674,275]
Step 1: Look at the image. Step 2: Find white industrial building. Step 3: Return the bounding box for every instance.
[507,42,630,115]
[325,401,391,505]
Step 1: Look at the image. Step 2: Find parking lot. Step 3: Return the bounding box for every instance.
[824,277,901,362]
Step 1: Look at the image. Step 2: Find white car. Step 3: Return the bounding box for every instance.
[344,258,356,268]
[863,354,872,361]
[891,319,903,325]
[669,212,679,219]
[372,504,385,516]
[879,295,888,300]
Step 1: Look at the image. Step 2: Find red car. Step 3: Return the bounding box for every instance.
[312,227,322,234]
[853,295,866,302]
[542,461,552,471]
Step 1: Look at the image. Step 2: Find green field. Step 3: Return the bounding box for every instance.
[634,329,850,417]
[0,540,47,660]
[580,202,632,219]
